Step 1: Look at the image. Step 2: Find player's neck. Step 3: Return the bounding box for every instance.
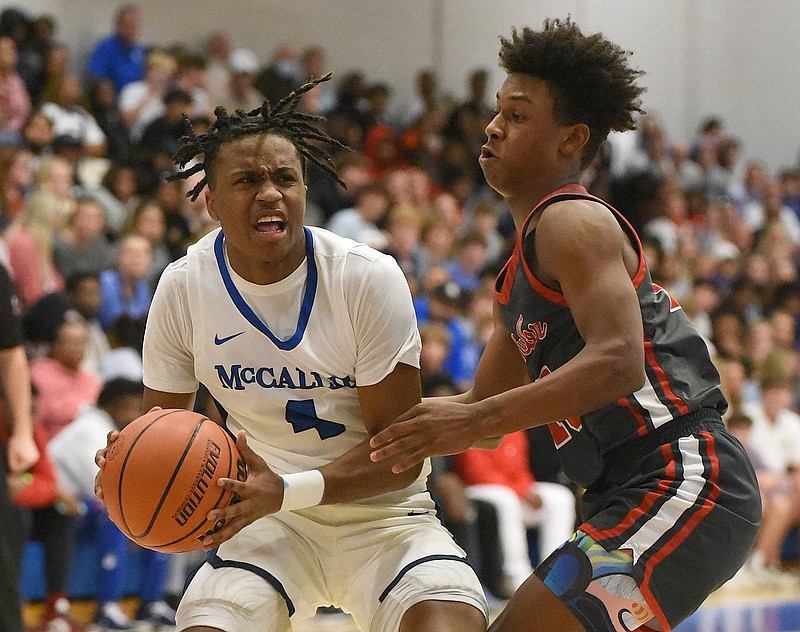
[506,175,583,232]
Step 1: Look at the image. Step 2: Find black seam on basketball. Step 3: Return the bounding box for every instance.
[151,422,237,549]
[116,409,183,537]
[149,485,232,549]
[122,412,207,538]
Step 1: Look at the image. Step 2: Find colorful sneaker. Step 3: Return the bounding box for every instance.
[136,601,176,627]
[94,603,138,631]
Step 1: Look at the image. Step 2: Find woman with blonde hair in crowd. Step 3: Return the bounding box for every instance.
[421,212,457,270]
[32,155,75,221]
[53,195,114,281]
[384,203,427,291]
[2,188,66,308]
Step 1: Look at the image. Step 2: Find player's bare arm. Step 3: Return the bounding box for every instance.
[200,362,424,548]
[371,199,645,472]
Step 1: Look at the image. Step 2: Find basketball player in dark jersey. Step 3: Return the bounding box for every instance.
[371,18,761,632]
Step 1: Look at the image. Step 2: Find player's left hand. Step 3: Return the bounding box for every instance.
[201,430,283,549]
[369,399,486,473]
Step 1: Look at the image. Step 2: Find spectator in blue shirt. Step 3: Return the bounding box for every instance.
[86,5,145,92]
[96,234,153,331]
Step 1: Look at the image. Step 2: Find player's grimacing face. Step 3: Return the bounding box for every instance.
[206,133,308,284]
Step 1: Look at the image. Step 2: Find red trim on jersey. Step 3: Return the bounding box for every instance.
[639,434,722,632]
[577,189,648,289]
[513,185,648,307]
[521,254,569,306]
[618,395,650,437]
[494,248,518,305]
[644,338,690,416]
[501,184,588,307]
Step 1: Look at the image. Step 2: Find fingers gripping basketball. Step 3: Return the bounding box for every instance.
[101,409,247,552]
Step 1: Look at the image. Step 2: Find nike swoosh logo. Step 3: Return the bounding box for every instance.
[407,510,430,516]
[214,332,245,345]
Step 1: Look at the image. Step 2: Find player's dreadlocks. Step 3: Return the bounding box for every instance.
[499,17,645,168]
[170,73,348,200]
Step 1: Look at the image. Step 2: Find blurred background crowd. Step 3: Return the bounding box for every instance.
[1,4,799,631]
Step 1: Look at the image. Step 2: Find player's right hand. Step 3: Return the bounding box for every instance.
[95,406,162,501]
[201,430,283,550]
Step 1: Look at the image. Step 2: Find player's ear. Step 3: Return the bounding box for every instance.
[205,189,219,222]
[561,123,590,158]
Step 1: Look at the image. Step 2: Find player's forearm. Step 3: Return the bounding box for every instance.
[472,342,644,438]
[318,438,423,504]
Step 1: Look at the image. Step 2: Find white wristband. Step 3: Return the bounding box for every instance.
[279,470,325,511]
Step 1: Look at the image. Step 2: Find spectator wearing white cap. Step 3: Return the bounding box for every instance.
[223,47,264,112]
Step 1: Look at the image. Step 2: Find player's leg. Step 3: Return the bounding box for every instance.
[0,444,25,632]
[176,514,329,632]
[488,573,587,632]
[177,563,292,632]
[135,548,176,626]
[503,531,656,632]
[93,507,143,630]
[340,510,489,632]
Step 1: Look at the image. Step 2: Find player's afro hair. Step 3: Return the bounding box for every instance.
[499,17,645,167]
[170,73,348,200]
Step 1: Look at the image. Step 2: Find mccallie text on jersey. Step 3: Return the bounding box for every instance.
[214,364,357,391]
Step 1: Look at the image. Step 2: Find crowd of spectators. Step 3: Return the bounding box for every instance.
[1,3,800,630]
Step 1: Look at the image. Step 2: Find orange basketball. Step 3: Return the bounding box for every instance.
[101,408,246,553]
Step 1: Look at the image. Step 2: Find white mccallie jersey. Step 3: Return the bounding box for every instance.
[142,226,427,505]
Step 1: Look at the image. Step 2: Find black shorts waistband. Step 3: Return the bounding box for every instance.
[603,408,725,471]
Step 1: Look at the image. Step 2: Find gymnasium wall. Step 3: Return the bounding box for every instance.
[12,0,800,173]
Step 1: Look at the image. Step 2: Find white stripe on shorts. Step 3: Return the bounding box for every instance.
[619,436,705,563]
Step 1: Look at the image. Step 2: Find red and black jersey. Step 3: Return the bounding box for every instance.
[494,185,727,488]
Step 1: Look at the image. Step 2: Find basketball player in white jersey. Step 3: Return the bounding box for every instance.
[95,75,488,632]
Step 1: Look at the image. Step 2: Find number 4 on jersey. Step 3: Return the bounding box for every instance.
[285,399,345,440]
[539,366,583,448]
